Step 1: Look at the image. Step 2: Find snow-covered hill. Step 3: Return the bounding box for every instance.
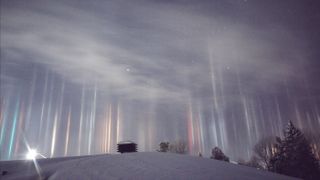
[0,152,299,180]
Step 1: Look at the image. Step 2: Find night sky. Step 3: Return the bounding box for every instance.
[1,0,320,161]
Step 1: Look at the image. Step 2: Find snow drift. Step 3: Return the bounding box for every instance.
[0,152,299,180]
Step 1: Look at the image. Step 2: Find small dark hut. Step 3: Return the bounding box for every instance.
[117,141,137,153]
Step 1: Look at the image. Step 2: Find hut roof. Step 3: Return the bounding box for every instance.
[117,140,136,145]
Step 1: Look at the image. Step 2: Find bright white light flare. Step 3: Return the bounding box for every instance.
[26,148,38,160]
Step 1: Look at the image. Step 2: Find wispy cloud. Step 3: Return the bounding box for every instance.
[1,0,307,101]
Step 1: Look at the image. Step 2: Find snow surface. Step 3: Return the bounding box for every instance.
[0,152,299,180]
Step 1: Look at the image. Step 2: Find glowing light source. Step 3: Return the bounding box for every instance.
[26,148,38,160]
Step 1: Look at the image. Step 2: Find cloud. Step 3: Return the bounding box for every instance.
[1,0,307,102]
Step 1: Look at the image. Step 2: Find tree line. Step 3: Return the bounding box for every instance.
[158,121,320,180]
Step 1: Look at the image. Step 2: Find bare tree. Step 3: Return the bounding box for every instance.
[158,142,170,152]
[169,140,188,154]
[238,157,263,169]
[246,156,264,169]
[253,136,277,169]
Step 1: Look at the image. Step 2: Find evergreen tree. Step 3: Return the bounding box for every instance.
[210,147,229,162]
[268,121,320,180]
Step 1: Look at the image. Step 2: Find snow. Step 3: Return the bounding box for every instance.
[117,140,137,145]
[0,152,300,180]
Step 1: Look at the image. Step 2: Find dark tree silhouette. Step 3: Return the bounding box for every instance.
[268,121,320,180]
[158,142,170,152]
[304,132,320,160]
[210,147,229,162]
